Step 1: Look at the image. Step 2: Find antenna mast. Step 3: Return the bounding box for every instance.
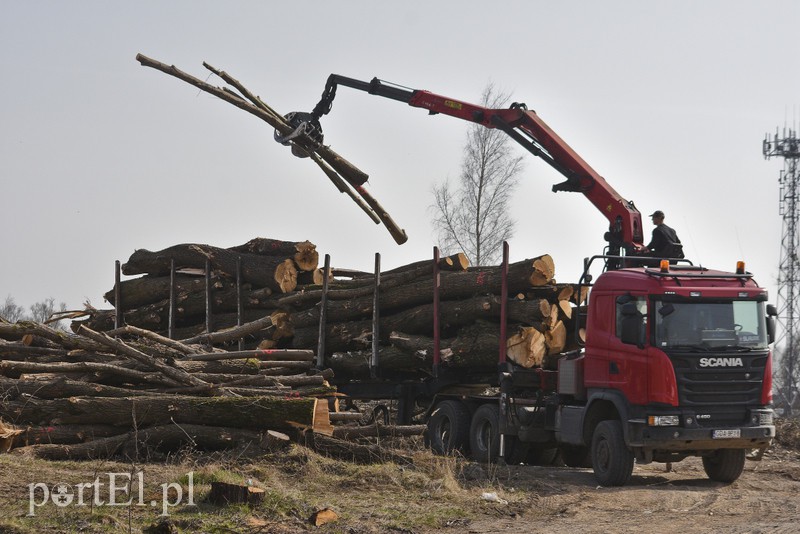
[764,127,800,413]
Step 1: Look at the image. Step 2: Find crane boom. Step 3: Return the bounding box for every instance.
[306,75,644,255]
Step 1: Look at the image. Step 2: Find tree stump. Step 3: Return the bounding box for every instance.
[208,482,265,506]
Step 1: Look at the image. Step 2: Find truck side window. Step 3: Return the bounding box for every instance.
[616,296,647,345]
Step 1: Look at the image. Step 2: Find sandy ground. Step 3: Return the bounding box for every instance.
[458,446,800,534]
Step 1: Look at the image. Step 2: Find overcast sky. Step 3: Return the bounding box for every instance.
[2,1,798,315]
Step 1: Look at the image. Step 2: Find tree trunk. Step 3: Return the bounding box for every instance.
[122,244,298,293]
[230,238,319,272]
[0,375,172,398]
[14,423,270,460]
[1,395,328,432]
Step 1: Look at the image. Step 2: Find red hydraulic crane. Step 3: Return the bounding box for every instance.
[278,75,644,262]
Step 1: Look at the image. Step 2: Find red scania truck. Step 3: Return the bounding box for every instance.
[280,76,776,486]
[424,254,776,486]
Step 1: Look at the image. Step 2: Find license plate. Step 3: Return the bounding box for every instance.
[712,429,741,439]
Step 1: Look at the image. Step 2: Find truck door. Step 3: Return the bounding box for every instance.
[607,294,649,404]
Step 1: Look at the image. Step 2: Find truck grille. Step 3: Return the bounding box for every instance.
[668,352,768,427]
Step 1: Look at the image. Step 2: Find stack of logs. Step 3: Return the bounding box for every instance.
[0,320,339,460]
[74,237,585,375]
[0,236,586,462]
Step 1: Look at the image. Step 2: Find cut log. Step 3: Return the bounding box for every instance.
[506,327,547,368]
[0,375,173,398]
[1,395,328,433]
[329,346,432,377]
[78,326,210,389]
[122,244,298,293]
[262,430,291,452]
[181,349,315,362]
[104,273,229,309]
[230,238,319,272]
[309,508,339,527]
[14,423,269,460]
[545,320,567,355]
[17,424,122,446]
[0,420,23,452]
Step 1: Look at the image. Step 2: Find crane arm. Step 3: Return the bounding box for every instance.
[307,75,644,252]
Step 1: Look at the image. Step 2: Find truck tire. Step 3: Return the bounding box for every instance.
[427,400,470,455]
[702,449,746,483]
[469,404,501,463]
[591,420,634,486]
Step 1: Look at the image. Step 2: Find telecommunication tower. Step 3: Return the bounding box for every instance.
[763,127,800,412]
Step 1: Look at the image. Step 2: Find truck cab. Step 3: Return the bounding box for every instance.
[558,261,776,485]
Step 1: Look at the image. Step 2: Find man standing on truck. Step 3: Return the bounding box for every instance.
[642,210,683,261]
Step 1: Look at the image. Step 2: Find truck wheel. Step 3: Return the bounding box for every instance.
[560,445,592,468]
[702,449,746,483]
[469,404,501,463]
[427,400,470,455]
[591,420,634,486]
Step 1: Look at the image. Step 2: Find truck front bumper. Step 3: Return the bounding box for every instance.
[627,409,775,451]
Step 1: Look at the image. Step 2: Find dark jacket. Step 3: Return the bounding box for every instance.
[647,224,683,258]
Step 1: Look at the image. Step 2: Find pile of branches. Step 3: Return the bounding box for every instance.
[0,320,337,461]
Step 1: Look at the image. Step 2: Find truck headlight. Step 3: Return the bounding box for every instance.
[758,411,774,425]
[648,415,680,426]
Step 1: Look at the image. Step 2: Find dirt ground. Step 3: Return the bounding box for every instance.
[458,445,800,534]
[1,437,798,533]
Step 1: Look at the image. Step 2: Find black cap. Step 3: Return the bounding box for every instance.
[649,210,665,218]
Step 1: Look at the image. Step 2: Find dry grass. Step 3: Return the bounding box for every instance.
[0,440,519,534]
[776,416,800,450]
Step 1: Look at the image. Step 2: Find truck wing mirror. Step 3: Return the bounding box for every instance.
[619,304,646,348]
[658,303,675,317]
[766,304,777,344]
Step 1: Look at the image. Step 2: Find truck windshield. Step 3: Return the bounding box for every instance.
[654,300,768,350]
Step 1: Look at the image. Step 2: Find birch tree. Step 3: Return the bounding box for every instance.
[431,83,524,266]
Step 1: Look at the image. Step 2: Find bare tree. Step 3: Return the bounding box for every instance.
[431,83,524,266]
[1,295,25,322]
[0,296,68,329]
[29,297,67,325]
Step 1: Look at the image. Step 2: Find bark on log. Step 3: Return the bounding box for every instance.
[122,244,297,293]
[230,238,319,272]
[1,395,328,432]
[328,346,433,377]
[16,424,122,446]
[79,326,210,389]
[275,253,470,311]
[289,293,551,333]
[0,361,181,387]
[181,349,315,362]
[179,313,275,345]
[0,374,176,397]
[14,423,270,460]
[104,273,229,309]
[0,322,106,352]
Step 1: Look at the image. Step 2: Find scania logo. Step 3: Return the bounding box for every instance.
[698,357,744,368]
